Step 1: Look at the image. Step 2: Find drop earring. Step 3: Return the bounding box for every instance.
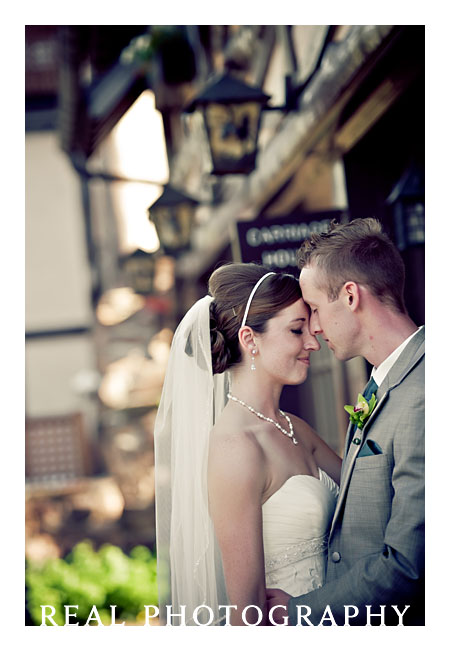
[251,348,257,371]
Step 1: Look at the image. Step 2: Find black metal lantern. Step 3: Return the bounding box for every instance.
[148,184,199,256]
[121,248,156,295]
[186,73,271,175]
[386,164,425,251]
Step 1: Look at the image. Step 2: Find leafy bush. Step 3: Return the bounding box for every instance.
[26,540,158,625]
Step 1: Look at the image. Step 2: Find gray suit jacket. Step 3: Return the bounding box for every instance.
[288,327,425,625]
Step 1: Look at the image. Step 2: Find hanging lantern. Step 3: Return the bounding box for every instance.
[148,184,199,256]
[185,73,271,175]
[386,164,425,251]
[120,248,156,295]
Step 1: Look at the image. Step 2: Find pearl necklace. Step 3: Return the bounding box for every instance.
[227,392,298,445]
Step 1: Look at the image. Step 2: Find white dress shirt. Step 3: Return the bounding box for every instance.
[371,325,424,387]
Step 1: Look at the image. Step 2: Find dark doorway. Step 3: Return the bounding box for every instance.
[343,71,425,326]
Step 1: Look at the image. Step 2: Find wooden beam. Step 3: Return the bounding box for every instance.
[334,64,423,154]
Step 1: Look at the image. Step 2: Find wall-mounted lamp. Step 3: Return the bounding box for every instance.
[185,73,270,175]
[148,184,199,256]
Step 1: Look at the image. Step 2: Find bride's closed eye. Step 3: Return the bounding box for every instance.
[291,329,303,335]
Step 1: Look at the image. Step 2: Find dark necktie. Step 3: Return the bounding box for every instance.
[362,376,378,403]
[346,376,378,454]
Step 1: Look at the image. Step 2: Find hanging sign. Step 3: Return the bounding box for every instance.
[234,211,347,277]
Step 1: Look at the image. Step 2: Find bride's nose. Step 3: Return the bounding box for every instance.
[304,333,320,352]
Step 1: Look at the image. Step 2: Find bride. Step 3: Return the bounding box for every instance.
[154,263,342,625]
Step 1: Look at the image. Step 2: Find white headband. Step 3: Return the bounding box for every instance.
[240,272,276,328]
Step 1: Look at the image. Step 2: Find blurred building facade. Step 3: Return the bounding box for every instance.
[25,25,425,556]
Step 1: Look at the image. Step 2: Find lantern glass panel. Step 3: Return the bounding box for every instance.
[122,254,155,295]
[173,203,195,248]
[151,203,195,252]
[203,101,262,174]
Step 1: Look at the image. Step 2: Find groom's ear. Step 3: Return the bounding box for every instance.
[343,281,360,311]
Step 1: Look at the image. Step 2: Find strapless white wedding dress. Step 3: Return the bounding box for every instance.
[263,468,339,596]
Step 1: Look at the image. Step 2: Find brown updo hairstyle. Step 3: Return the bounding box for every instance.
[208,263,302,374]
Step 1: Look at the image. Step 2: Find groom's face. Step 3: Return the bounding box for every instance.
[299,264,358,361]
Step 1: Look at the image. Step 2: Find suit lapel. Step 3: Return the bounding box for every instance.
[342,421,353,457]
[329,328,425,538]
[330,389,389,535]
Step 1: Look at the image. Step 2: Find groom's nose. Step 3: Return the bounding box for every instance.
[309,313,322,335]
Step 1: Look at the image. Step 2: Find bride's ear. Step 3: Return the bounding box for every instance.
[238,326,257,353]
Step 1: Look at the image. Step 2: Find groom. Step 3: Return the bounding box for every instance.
[267,218,424,625]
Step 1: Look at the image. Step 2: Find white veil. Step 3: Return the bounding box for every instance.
[154,295,230,625]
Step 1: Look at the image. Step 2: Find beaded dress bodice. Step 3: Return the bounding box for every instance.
[262,468,339,596]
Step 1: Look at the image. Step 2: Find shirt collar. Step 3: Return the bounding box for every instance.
[372,325,424,387]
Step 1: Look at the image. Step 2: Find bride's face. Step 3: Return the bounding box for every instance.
[254,298,320,385]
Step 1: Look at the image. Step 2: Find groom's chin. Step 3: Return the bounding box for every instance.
[329,347,355,362]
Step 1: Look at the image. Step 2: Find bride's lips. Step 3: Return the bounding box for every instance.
[298,357,310,366]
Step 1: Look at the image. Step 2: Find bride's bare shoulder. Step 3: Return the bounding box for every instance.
[209,418,266,476]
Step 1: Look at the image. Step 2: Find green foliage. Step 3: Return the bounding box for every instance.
[26,540,158,626]
[120,27,182,65]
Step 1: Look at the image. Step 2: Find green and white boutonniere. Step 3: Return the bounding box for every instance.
[344,393,377,430]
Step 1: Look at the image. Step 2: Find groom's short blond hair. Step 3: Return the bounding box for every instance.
[297,218,407,314]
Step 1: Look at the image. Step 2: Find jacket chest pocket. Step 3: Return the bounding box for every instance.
[344,454,393,534]
[354,453,391,471]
